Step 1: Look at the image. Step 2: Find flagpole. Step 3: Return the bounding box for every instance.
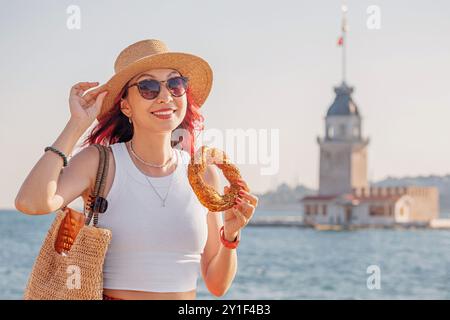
[342,3,348,84]
[343,28,346,83]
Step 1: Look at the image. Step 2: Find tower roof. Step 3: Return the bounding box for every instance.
[326,81,360,117]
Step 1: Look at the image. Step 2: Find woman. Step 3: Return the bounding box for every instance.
[15,39,258,300]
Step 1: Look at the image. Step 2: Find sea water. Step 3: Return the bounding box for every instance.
[1,209,450,300]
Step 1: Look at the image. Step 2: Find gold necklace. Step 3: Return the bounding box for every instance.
[143,149,178,207]
[129,140,174,168]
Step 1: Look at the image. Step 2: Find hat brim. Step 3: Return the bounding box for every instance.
[99,52,213,120]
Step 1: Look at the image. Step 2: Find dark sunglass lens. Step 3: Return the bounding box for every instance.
[167,77,187,97]
[138,79,160,99]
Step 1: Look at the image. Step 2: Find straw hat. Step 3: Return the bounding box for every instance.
[98,39,213,120]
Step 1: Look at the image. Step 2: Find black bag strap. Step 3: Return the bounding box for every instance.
[85,144,110,227]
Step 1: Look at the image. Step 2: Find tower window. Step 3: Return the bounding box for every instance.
[328,126,334,138]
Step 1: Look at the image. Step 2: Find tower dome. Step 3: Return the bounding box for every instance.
[326,81,359,117]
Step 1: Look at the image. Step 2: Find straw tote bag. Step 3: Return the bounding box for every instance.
[24,144,112,300]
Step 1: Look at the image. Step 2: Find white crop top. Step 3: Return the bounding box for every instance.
[98,142,209,293]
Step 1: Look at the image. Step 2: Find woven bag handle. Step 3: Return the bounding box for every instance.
[85,144,110,227]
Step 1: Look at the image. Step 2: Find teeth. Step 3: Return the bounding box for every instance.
[153,110,174,115]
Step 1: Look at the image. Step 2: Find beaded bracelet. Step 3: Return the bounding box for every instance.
[44,146,68,167]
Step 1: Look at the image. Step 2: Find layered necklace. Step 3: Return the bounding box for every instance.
[129,140,174,168]
[129,140,177,207]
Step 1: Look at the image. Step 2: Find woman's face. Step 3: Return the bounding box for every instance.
[120,68,187,133]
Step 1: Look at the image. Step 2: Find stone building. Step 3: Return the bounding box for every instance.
[301,82,439,227]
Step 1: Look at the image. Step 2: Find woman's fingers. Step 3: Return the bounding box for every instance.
[236,178,250,192]
[72,82,99,91]
[70,82,100,97]
[83,84,107,103]
[93,91,108,110]
[237,189,258,207]
[235,198,255,220]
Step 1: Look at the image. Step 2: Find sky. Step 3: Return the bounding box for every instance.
[1,0,450,209]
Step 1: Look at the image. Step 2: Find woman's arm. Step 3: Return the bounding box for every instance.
[200,164,258,297]
[203,227,238,297]
[200,165,238,297]
[15,82,107,214]
[15,119,89,214]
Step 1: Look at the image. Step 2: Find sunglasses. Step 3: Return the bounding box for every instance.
[126,76,189,100]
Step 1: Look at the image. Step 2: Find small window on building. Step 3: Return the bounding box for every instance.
[328,126,334,138]
[369,205,385,216]
[345,206,352,220]
[322,204,327,215]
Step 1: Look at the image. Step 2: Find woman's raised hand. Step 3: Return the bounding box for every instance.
[222,179,258,241]
[69,82,108,128]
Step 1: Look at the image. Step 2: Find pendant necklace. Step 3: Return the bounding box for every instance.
[143,149,178,207]
[128,140,177,207]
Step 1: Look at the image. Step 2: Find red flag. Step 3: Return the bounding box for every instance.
[337,36,344,46]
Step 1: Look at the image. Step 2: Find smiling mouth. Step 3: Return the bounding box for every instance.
[150,110,176,120]
[150,110,176,115]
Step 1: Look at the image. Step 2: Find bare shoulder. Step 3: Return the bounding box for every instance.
[72,145,101,171]
[70,144,113,197]
[74,144,113,165]
[44,144,113,212]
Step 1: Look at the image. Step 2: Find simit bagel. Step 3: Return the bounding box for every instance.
[187,146,249,212]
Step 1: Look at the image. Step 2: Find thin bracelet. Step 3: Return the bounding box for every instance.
[44,146,68,167]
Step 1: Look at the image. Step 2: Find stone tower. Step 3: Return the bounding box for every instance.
[317,81,370,195]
